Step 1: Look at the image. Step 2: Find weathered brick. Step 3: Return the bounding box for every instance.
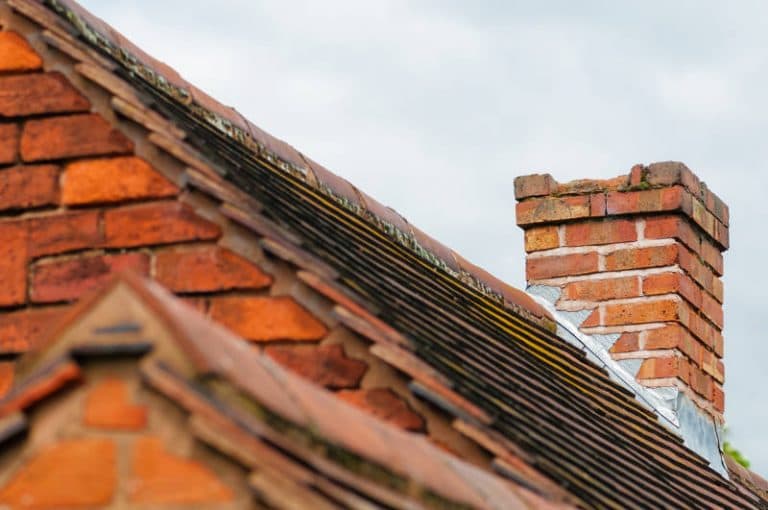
[0,222,27,307]
[526,252,599,280]
[0,438,116,508]
[62,156,178,205]
[103,201,220,248]
[701,351,724,383]
[629,164,644,186]
[563,276,639,302]
[606,186,684,215]
[516,195,590,226]
[643,216,723,276]
[31,252,149,303]
[636,357,679,380]
[0,306,67,353]
[701,291,724,329]
[84,378,148,430]
[0,31,42,72]
[583,299,680,327]
[712,383,725,412]
[21,113,133,162]
[677,246,722,302]
[27,211,102,258]
[604,244,678,271]
[337,388,425,432]
[0,72,90,117]
[564,218,636,247]
[690,368,713,399]
[0,123,18,164]
[156,246,271,293]
[590,192,606,216]
[0,164,58,212]
[128,436,232,504]
[645,161,686,187]
[0,362,12,397]
[642,272,701,308]
[677,302,722,349]
[644,325,684,351]
[514,173,557,199]
[609,332,640,353]
[524,225,559,252]
[265,343,367,389]
[209,296,328,342]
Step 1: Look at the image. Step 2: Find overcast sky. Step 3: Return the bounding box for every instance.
[80,0,768,474]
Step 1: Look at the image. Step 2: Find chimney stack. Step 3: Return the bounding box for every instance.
[515,162,728,422]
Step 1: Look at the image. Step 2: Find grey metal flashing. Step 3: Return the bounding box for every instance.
[526,284,729,477]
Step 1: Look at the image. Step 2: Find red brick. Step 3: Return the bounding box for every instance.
[103,201,220,248]
[699,239,723,276]
[604,244,678,271]
[643,216,724,275]
[0,123,18,164]
[0,221,27,307]
[21,113,133,162]
[701,291,724,329]
[606,186,684,215]
[514,173,557,199]
[526,252,599,280]
[636,357,679,380]
[644,325,684,351]
[128,436,232,504]
[62,156,178,205]
[0,362,12,397]
[0,306,67,353]
[584,299,680,327]
[27,211,102,258]
[609,332,640,353]
[0,32,42,72]
[701,351,724,383]
[209,296,328,342]
[524,225,559,252]
[713,333,724,358]
[0,438,116,508]
[516,195,590,226]
[712,383,725,412]
[31,252,149,303]
[155,246,272,293]
[564,218,636,247]
[590,192,606,216]
[265,343,368,389]
[84,378,148,430]
[677,302,722,349]
[0,72,90,117]
[690,368,713,399]
[642,272,701,308]
[337,388,425,432]
[677,247,722,302]
[0,164,58,212]
[563,276,639,302]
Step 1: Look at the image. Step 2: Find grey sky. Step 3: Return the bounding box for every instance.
[80,0,768,474]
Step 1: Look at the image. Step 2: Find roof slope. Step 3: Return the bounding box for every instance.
[11,0,766,508]
[2,274,561,509]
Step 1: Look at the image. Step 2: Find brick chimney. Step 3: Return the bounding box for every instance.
[515,162,727,422]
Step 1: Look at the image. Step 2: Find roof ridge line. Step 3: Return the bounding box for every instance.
[42,0,555,331]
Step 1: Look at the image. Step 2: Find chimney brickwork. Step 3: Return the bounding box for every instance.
[515,162,728,421]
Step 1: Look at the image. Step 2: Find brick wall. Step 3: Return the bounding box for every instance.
[515,162,728,420]
[0,28,429,436]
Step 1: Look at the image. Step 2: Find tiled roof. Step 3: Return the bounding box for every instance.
[4,0,767,508]
[1,273,567,509]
